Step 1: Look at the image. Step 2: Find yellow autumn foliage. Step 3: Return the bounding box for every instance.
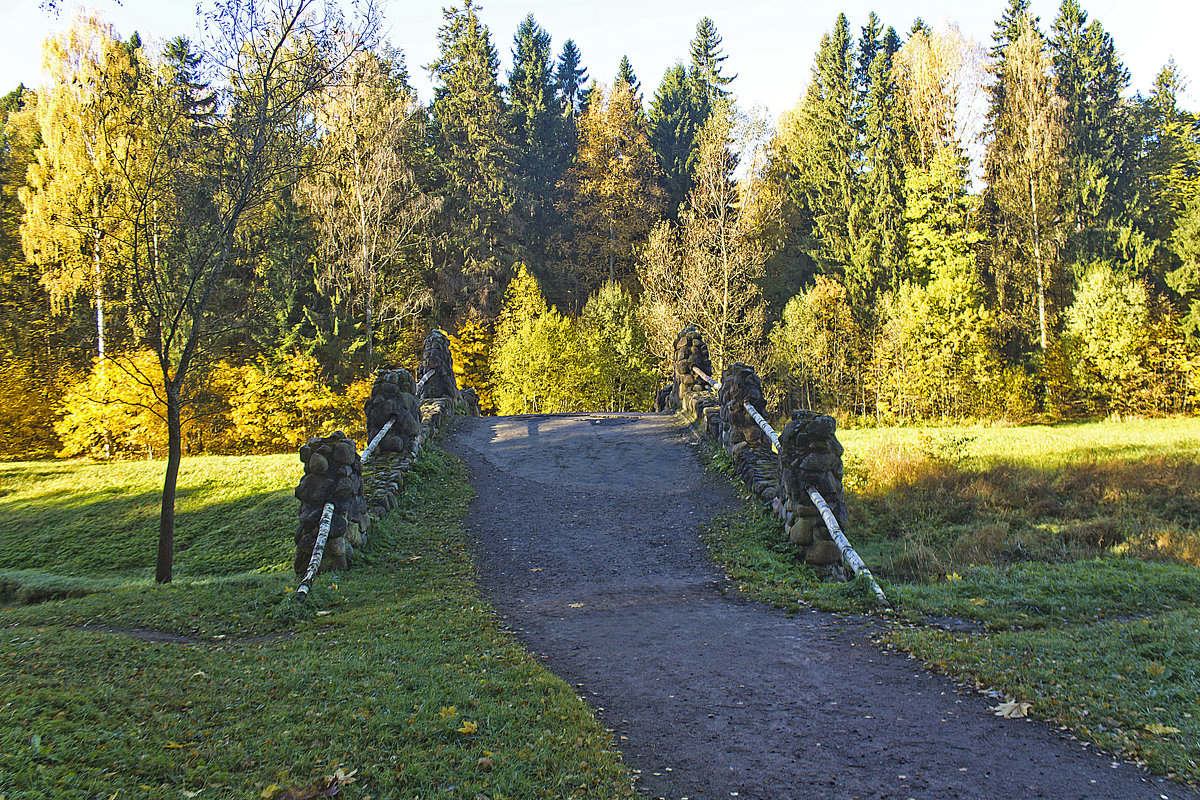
[224,353,370,452]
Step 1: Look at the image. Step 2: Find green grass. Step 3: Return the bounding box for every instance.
[0,448,635,799]
[0,455,304,580]
[698,419,1200,786]
[838,416,1200,469]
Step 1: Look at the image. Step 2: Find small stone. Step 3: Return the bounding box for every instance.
[805,539,842,566]
[306,453,329,476]
[477,757,494,771]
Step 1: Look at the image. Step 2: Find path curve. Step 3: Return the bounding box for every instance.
[449,413,1195,800]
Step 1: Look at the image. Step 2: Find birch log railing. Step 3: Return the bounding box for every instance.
[687,355,887,606]
[295,502,334,601]
[292,327,477,600]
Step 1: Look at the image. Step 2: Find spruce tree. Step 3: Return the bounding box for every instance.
[798,15,862,299]
[860,26,907,294]
[649,63,704,218]
[689,16,736,113]
[508,14,571,273]
[1050,0,1130,273]
[428,0,519,316]
[556,39,588,119]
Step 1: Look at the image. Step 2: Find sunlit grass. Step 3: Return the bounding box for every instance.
[0,454,303,582]
[0,448,636,799]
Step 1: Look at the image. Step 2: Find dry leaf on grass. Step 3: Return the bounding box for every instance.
[1143,723,1182,736]
[991,700,1032,718]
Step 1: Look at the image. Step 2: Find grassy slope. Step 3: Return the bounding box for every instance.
[701,418,1200,786]
[0,448,634,800]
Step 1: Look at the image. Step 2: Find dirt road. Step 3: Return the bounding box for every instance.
[449,413,1195,800]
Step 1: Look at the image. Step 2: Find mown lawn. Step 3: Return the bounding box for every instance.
[702,416,1200,787]
[0,447,634,800]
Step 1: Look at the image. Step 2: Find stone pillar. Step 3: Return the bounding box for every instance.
[778,411,848,576]
[718,363,770,453]
[718,363,781,505]
[460,386,482,417]
[673,326,720,435]
[365,369,422,456]
[294,432,366,576]
[419,329,460,402]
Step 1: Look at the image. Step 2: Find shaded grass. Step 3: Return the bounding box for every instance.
[697,420,1200,786]
[0,455,303,580]
[0,447,635,799]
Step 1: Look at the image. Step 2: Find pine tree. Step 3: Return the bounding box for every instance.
[428,0,519,316]
[1050,0,1130,273]
[649,63,704,218]
[508,14,571,272]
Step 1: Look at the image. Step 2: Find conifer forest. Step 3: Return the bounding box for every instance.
[2,0,1200,463]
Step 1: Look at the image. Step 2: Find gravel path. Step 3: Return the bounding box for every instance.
[448,413,1196,800]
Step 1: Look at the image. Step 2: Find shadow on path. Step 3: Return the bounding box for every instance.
[449,413,1196,800]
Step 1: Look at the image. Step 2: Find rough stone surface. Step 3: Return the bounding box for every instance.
[365,369,421,456]
[779,410,848,572]
[293,431,366,576]
[419,329,460,402]
[450,413,1196,800]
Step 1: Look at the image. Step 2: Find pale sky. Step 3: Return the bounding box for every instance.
[2,0,1197,124]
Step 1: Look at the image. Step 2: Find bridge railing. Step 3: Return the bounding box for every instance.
[292,330,479,601]
[675,328,887,606]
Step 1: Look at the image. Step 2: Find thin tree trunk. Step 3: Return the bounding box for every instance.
[1030,177,1047,351]
[94,226,113,459]
[156,385,182,584]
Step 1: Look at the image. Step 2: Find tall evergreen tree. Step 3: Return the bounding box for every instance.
[556,39,588,119]
[797,15,863,302]
[427,0,518,316]
[859,26,907,293]
[508,14,570,272]
[649,63,704,218]
[688,16,736,113]
[1050,0,1130,273]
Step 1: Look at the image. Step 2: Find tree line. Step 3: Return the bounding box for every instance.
[3,0,1200,466]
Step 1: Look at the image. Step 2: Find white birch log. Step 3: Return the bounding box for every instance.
[415,369,437,396]
[743,402,781,452]
[691,365,717,388]
[806,487,889,607]
[295,502,335,602]
[361,416,396,464]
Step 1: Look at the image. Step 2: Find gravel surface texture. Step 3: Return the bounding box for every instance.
[448,412,1197,800]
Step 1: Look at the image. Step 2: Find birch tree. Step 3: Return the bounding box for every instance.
[107,0,379,582]
[304,48,436,372]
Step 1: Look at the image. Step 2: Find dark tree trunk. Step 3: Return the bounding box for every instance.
[156,385,182,583]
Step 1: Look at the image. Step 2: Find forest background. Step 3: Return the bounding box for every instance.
[2,0,1200,463]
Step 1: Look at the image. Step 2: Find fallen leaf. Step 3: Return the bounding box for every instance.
[261,785,282,800]
[164,741,189,749]
[1144,723,1182,736]
[1147,662,1166,677]
[991,700,1032,718]
[968,598,987,606]
[439,706,457,719]
[457,720,478,734]
[316,611,333,617]
[947,572,962,582]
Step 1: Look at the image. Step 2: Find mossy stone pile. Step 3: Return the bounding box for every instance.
[365,369,421,455]
[294,431,367,576]
[778,411,847,572]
